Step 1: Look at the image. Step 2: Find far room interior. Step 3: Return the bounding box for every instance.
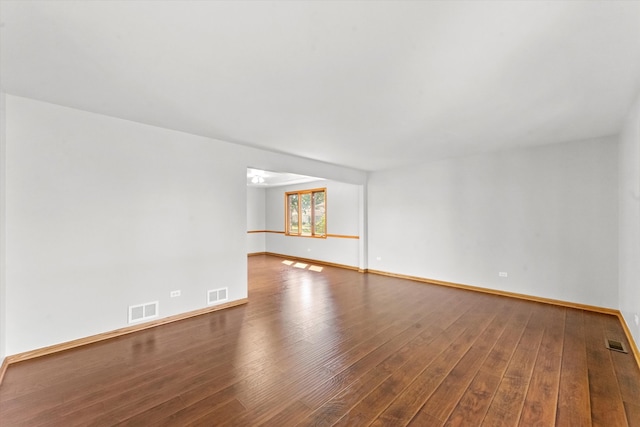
[246,168,364,271]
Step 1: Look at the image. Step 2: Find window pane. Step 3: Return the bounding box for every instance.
[288,194,298,234]
[300,193,312,236]
[314,191,326,235]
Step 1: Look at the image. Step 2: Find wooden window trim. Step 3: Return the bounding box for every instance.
[285,187,327,238]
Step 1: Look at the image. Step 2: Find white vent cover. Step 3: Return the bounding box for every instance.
[128,301,159,323]
[207,288,228,305]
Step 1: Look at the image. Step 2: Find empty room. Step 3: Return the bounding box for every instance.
[1,1,639,425]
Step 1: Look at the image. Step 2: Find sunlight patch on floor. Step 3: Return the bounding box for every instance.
[282,260,322,272]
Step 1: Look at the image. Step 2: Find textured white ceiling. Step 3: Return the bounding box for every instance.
[2,1,639,171]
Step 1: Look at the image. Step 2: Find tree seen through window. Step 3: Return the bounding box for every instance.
[286,188,326,237]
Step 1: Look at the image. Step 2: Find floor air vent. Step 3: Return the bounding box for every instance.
[128,301,159,323]
[208,288,228,305]
[605,338,628,353]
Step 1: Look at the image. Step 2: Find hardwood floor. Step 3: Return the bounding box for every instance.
[1,254,639,426]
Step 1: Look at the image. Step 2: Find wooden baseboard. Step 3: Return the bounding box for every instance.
[1,298,248,382]
[0,358,8,386]
[262,252,360,271]
[326,234,359,239]
[248,252,266,257]
[367,269,619,315]
[618,312,640,369]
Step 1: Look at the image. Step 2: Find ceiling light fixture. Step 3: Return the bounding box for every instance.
[251,176,265,184]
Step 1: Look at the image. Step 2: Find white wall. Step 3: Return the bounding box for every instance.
[5,95,247,354]
[3,95,366,355]
[265,180,361,267]
[619,90,640,345]
[246,186,266,253]
[0,91,7,363]
[368,137,619,308]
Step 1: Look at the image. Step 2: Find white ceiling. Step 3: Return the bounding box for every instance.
[2,1,639,171]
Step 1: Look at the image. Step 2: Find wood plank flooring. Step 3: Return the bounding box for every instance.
[1,254,639,426]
